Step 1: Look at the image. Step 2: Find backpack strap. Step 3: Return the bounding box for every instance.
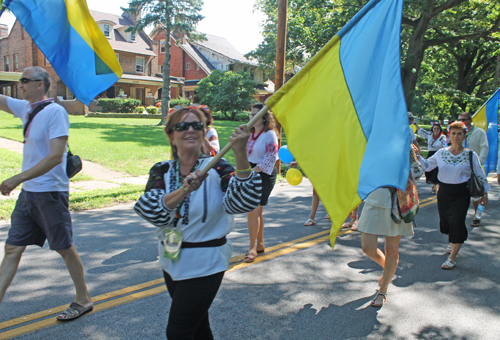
[23,102,53,141]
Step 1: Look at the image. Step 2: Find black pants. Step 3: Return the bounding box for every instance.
[437,182,470,244]
[425,150,440,184]
[163,271,224,340]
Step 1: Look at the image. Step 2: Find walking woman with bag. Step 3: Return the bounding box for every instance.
[415,122,447,193]
[416,122,490,270]
[134,107,262,339]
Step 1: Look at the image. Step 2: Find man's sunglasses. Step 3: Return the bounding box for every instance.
[171,121,204,132]
[459,118,470,122]
[19,78,42,84]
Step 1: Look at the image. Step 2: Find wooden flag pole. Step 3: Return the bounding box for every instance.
[198,105,270,177]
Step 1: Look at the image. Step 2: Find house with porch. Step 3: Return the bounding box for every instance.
[150,30,273,103]
[0,11,183,114]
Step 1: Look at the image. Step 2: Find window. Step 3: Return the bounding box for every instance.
[130,32,136,42]
[13,54,18,71]
[227,64,233,71]
[136,56,145,73]
[195,64,199,71]
[44,57,49,66]
[4,56,9,71]
[160,39,165,53]
[243,67,248,72]
[103,24,110,38]
[21,27,24,40]
[66,87,74,100]
[186,62,190,70]
[115,53,119,62]
[160,65,164,73]
[250,69,254,79]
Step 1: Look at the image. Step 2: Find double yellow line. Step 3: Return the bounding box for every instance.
[0,228,347,339]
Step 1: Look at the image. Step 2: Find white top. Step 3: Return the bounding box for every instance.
[410,129,416,142]
[206,127,220,154]
[417,128,447,151]
[246,129,279,175]
[465,125,488,164]
[7,97,69,192]
[417,148,491,191]
[134,157,262,281]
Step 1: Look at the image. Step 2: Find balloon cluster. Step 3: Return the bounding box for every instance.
[278,145,303,186]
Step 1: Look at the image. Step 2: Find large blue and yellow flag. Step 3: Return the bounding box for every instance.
[5,0,123,105]
[266,0,409,247]
[472,88,500,174]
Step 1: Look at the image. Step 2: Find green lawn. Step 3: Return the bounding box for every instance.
[0,112,287,176]
[0,148,23,183]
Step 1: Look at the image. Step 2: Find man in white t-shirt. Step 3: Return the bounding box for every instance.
[0,67,93,321]
[458,112,489,226]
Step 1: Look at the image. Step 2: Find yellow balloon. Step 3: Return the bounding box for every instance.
[286,168,303,186]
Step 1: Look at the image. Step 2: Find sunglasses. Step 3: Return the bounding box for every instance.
[458,118,470,122]
[171,121,204,132]
[19,78,42,84]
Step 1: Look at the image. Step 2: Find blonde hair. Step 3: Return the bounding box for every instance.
[164,107,206,159]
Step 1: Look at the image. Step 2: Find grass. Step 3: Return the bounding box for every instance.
[0,148,23,183]
[0,184,144,220]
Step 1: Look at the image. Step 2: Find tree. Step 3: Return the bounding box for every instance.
[247,0,500,110]
[123,0,204,123]
[196,70,257,120]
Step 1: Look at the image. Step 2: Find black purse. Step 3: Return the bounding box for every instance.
[23,102,82,179]
[467,151,485,198]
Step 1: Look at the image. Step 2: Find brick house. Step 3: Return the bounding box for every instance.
[150,29,273,103]
[0,11,183,114]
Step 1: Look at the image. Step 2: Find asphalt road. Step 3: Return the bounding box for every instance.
[0,177,499,339]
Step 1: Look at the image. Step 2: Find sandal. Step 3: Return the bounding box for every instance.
[324,214,330,219]
[244,251,257,263]
[304,218,316,226]
[471,219,481,227]
[431,186,437,194]
[350,217,359,231]
[57,302,93,321]
[257,249,265,254]
[370,292,387,307]
[441,258,456,270]
[341,220,353,229]
[446,244,452,254]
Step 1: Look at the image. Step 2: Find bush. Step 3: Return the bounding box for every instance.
[135,106,145,113]
[169,97,190,108]
[146,106,158,114]
[97,98,141,113]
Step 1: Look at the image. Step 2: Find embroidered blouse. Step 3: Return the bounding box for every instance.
[134,157,262,280]
[417,148,491,191]
[206,127,220,154]
[417,128,447,152]
[246,129,279,175]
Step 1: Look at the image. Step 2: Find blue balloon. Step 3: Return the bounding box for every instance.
[278,145,294,164]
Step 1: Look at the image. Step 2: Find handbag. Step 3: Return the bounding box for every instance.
[397,177,420,223]
[66,147,82,179]
[23,101,82,179]
[467,151,484,198]
[410,145,424,180]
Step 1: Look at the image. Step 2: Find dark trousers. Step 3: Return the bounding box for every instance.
[437,182,470,244]
[163,271,224,340]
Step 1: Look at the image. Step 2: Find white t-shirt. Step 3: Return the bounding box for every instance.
[246,129,279,175]
[7,97,69,192]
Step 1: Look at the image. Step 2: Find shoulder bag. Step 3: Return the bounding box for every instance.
[467,151,484,198]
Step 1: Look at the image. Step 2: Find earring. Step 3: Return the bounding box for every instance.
[172,145,178,160]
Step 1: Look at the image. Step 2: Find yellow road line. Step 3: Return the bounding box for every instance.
[420,198,438,208]
[0,228,340,337]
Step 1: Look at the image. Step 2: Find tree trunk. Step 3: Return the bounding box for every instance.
[161,24,172,123]
[401,16,431,109]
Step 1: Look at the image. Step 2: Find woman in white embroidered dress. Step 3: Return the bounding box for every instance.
[416,122,490,270]
[134,107,262,339]
[198,105,220,156]
[415,122,447,193]
[244,103,279,263]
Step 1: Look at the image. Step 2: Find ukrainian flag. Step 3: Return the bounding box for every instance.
[266,0,409,247]
[5,0,123,105]
[472,88,500,174]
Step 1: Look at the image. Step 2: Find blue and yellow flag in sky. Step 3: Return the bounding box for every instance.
[266,0,409,247]
[472,88,500,174]
[5,0,123,105]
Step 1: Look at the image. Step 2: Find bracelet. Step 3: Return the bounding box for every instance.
[235,167,251,174]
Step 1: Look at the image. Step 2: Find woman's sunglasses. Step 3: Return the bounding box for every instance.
[171,121,204,132]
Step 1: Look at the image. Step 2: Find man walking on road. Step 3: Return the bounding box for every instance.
[0,67,93,321]
[458,112,489,227]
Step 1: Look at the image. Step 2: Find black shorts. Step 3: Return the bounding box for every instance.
[251,163,277,206]
[7,190,73,251]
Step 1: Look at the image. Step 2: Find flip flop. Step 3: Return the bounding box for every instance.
[341,220,353,229]
[257,249,265,254]
[324,214,330,219]
[370,292,387,307]
[350,218,359,231]
[244,251,256,263]
[471,219,481,227]
[304,218,316,226]
[57,302,93,321]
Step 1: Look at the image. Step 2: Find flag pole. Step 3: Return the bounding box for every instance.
[198,105,270,177]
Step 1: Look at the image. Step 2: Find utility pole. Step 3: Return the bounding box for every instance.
[274,0,287,174]
[494,54,500,90]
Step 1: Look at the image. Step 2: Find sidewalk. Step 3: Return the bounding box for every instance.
[0,137,148,201]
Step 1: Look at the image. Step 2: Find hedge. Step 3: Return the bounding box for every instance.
[97,98,142,113]
[146,106,158,114]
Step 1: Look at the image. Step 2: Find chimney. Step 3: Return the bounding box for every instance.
[124,6,142,24]
[175,32,187,44]
[0,24,8,39]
